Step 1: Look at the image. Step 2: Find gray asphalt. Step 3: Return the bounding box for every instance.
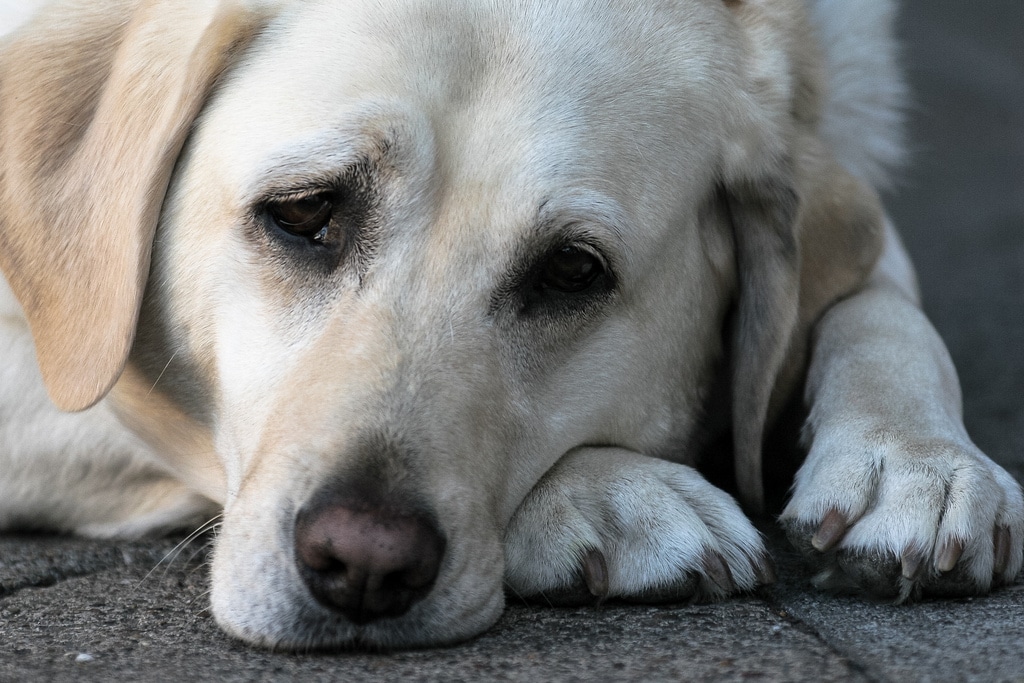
[2,1,1023,681]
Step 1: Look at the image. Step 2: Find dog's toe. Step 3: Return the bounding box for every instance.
[781,429,1024,600]
[504,447,772,605]
[528,547,616,606]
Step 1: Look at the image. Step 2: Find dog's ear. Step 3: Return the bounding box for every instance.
[715,0,816,513]
[722,169,802,516]
[718,0,884,513]
[723,142,884,515]
[0,0,267,411]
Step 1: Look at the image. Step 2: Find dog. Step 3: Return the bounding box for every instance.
[1,0,1021,650]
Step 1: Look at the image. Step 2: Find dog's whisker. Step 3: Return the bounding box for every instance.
[145,349,179,397]
[132,514,223,592]
[186,588,216,618]
[182,539,217,569]
[502,579,531,606]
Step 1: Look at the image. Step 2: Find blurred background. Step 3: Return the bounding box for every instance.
[889,0,1024,480]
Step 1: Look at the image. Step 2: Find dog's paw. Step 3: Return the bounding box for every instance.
[781,427,1024,601]
[503,447,774,605]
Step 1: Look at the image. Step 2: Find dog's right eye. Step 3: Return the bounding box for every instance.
[266,195,334,243]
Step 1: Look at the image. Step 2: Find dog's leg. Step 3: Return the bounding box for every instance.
[504,447,774,604]
[780,220,1024,599]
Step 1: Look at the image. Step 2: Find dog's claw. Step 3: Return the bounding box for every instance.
[811,508,849,552]
[754,551,777,585]
[900,547,927,581]
[582,548,610,600]
[936,537,965,573]
[700,551,736,594]
[993,526,1011,578]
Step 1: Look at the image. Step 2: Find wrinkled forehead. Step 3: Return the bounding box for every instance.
[200,0,741,233]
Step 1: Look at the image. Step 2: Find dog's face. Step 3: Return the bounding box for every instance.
[149,0,747,647]
[2,0,855,649]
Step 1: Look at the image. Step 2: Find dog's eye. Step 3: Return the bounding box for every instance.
[537,246,604,293]
[266,195,334,242]
[492,240,615,319]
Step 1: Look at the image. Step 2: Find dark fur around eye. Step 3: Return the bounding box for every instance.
[497,241,616,319]
[250,182,377,279]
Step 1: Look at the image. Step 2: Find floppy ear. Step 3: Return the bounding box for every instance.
[723,169,802,516]
[0,0,266,411]
[717,0,884,513]
[725,142,884,515]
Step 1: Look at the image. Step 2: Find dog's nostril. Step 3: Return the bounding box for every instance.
[294,502,446,625]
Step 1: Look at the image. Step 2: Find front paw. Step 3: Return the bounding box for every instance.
[781,427,1024,601]
[504,448,774,605]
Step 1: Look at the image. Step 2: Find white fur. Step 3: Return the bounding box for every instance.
[1,0,1020,652]
[0,276,215,538]
[0,2,43,37]
[811,0,908,188]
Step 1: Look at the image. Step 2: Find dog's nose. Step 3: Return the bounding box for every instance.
[294,502,446,624]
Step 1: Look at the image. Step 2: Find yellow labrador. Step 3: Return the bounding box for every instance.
[1,0,1021,650]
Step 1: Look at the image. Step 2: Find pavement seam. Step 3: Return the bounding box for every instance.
[0,542,187,601]
[0,559,131,601]
[757,588,886,683]
[1,571,94,599]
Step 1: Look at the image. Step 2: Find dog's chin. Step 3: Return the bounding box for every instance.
[213,591,506,652]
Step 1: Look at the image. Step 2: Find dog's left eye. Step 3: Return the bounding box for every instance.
[507,243,615,317]
[266,195,334,242]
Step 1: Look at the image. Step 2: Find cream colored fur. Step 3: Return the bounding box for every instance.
[1,0,1020,651]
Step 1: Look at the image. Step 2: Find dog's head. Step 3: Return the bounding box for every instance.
[0,0,882,648]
